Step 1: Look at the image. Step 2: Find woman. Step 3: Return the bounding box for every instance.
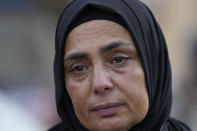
[49,0,191,130]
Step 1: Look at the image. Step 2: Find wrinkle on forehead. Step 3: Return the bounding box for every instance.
[66,20,131,44]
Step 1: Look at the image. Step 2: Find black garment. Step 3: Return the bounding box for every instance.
[50,0,191,131]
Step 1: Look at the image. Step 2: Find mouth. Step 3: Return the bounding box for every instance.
[90,103,124,117]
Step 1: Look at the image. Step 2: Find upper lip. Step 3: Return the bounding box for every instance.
[90,102,123,111]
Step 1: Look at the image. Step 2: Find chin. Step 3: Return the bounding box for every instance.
[87,120,132,131]
[90,126,129,131]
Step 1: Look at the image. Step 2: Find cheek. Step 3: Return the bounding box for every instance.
[114,63,147,93]
[66,76,89,101]
[126,66,148,102]
[114,64,149,119]
[128,67,149,116]
[65,77,90,120]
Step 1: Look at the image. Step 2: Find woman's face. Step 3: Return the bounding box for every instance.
[64,20,149,131]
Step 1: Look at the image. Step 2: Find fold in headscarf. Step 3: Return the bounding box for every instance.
[50,0,191,130]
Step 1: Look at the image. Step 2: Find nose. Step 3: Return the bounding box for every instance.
[91,66,113,95]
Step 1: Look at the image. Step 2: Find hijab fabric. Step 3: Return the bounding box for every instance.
[50,0,191,130]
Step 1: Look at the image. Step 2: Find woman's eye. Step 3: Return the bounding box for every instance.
[110,56,129,66]
[70,64,88,74]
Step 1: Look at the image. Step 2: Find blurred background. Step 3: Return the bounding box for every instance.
[0,0,196,130]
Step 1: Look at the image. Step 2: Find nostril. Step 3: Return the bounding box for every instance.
[104,87,110,91]
[95,90,98,94]
[94,86,112,94]
[94,86,108,94]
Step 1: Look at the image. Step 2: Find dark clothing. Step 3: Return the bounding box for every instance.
[50,0,191,130]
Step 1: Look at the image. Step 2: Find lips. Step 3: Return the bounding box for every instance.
[90,103,124,116]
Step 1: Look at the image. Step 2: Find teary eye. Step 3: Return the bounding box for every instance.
[111,56,129,64]
[70,64,88,74]
[110,55,130,67]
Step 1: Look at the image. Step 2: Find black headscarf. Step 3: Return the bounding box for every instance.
[50,0,191,131]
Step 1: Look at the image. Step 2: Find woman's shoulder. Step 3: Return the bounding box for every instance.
[162,117,191,131]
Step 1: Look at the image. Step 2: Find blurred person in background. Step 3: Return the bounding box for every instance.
[0,0,63,130]
[49,0,191,131]
[0,90,46,131]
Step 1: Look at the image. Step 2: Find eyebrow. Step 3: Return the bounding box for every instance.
[64,52,89,64]
[99,41,134,55]
[64,41,134,63]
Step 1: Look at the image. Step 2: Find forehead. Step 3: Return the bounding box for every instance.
[65,20,134,54]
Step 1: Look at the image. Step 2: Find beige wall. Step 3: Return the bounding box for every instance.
[143,0,197,78]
